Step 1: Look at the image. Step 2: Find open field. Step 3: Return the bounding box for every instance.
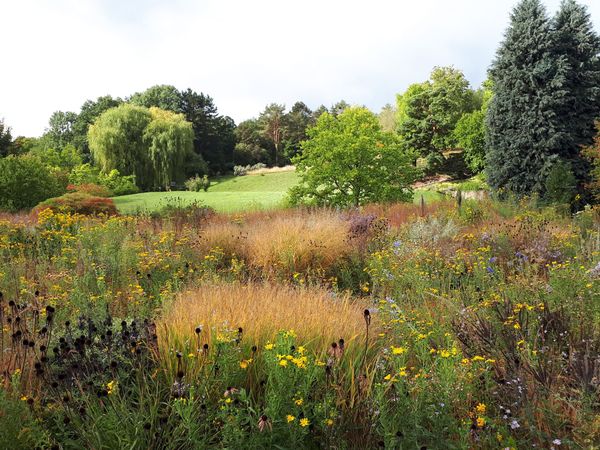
[113,170,451,214]
[113,171,299,213]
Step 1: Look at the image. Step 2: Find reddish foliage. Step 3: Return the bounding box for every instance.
[33,192,118,216]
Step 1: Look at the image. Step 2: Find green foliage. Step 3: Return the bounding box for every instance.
[29,144,83,171]
[582,122,600,202]
[185,175,211,192]
[69,164,139,196]
[130,85,236,173]
[130,84,183,112]
[0,118,13,157]
[44,110,77,149]
[72,95,123,158]
[397,66,476,170]
[35,192,118,215]
[453,110,486,172]
[551,0,600,188]
[144,107,194,188]
[88,103,152,188]
[0,155,64,211]
[0,388,51,449]
[487,0,600,197]
[544,160,576,205]
[89,104,192,190]
[290,107,420,207]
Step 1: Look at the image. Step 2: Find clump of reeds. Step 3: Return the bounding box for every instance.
[158,282,374,351]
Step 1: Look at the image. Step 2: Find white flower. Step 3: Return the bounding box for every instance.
[510,419,520,430]
[552,439,561,446]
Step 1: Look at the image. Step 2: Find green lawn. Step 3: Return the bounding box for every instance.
[113,171,299,214]
[113,170,452,214]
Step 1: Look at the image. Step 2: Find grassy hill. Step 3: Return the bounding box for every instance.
[113,171,299,214]
[112,169,482,214]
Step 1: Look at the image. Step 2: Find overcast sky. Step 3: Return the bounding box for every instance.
[1,0,599,137]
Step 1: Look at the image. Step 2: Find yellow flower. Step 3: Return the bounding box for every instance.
[475,403,486,415]
[391,346,406,355]
[225,398,232,404]
[476,417,485,428]
[439,350,451,358]
[106,380,117,395]
[20,396,28,401]
[384,374,392,381]
[299,418,310,427]
[240,359,252,369]
[286,415,296,423]
[513,323,521,330]
[279,359,288,367]
[295,398,303,406]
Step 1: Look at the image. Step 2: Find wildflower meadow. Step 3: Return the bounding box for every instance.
[0,198,598,449]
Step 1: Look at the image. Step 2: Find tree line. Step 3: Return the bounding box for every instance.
[0,0,599,209]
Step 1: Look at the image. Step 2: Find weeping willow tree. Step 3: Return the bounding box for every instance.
[144,107,193,189]
[89,104,193,190]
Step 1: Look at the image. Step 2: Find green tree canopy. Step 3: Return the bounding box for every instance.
[396,66,475,169]
[551,0,600,193]
[129,85,236,173]
[0,119,13,157]
[453,81,493,173]
[88,104,193,190]
[144,107,194,188]
[72,95,123,159]
[290,107,420,207]
[486,0,578,196]
[0,155,64,211]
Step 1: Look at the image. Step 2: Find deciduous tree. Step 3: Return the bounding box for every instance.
[290,107,420,207]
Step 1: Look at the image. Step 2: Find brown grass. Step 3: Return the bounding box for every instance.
[196,209,352,275]
[158,282,373,351]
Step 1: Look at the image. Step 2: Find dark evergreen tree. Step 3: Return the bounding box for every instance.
[0,119,13,158]
[552,0,600,191]
[486,0,567,195]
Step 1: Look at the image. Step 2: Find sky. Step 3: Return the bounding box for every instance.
[1,0,599,137]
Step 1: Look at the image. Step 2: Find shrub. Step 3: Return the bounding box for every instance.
[34,192,118,215]
[98,169,139,196]
[0,155,64,212]
[69,164,139,196]
[185,175,210,192]
[67,183,112,197]
[234,163,267,176]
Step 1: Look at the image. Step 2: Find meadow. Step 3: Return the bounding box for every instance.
[0,198,599,449]
[113,171,300,214]
[112,170,448,214]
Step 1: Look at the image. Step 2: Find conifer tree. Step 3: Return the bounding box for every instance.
[486,0,567,195]
[552,0,600,189]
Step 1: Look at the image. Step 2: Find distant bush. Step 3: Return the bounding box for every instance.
[185,174,210,192]
[0,155,64,212]
[69,164,139,196]
[234,163,267,176]
[67,183,112,197]
[34,192,118,216]
[99,169,139,196]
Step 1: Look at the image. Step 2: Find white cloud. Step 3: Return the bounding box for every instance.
[1,0,598,136]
